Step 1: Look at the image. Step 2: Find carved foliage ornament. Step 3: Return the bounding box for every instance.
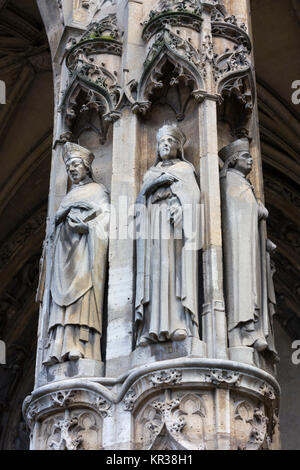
[259,383,276,401]
[208,369,241,386]
[214,45,250,83]
[94,396,112,417]
[123,389,137,411]
[234,401,269,450]
[149,370,182,387]
[50,391,76,407]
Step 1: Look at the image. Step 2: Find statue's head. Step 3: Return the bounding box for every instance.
[156,124,186,163]
[219,138,252,177]
[63,142,95,185]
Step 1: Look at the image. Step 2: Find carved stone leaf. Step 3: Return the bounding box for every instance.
[50,390,76,407]
[259,383,276,401]
[149,369,182,387]
[208,369,241,386]
[94,396,112,417]
[123,389,137,411]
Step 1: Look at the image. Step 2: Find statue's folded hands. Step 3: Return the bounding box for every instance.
[135,124,201,347]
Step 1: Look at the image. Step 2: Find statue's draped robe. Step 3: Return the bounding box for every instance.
[135,160,201,345]
[265,245,278,356]
[45,182,109,363]
[221,170,276,355]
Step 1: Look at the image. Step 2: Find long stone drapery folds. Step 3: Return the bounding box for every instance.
[220,138,278,365]
[135,125,201,347]
[44,143,110,365]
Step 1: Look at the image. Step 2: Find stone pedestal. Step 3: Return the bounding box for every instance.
[130,337,207,369]
[24,359,280,450]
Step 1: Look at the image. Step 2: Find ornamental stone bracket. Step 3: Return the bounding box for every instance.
[118,360,280,411]
[23,384,113,450]
[23,360,280,450]
[118,358,280,450]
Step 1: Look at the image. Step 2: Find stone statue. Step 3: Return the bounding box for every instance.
[44,143,110,365]
[265,239,278,359]
[135,124,201,347]
[220,138,278,360]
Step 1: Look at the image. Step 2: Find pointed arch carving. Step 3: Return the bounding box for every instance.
[129,29,204,116]
[59,70,121,144]
[134,391,207,450]
[149,423,187,450]
[215,46,255,136]
[59,13,123,144]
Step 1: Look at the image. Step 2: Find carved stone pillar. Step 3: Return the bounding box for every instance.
[23,0,280,450]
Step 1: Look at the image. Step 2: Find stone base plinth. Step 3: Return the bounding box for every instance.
[37,360,104,387]
[130,337,206,369]
[229,346,254,365]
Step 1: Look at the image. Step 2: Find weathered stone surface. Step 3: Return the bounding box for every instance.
[43,143,110,370]
[220,137,278,370]
[23,0,281,450]
[135,124,201,348]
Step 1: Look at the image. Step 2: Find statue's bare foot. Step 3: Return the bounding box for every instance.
[172,329,187,341]
[43,356,59,366]
[253,338,268,352]
[139,336,152,347]
[68,350,83,361]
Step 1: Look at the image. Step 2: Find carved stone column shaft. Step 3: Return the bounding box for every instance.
[23,0,280,450]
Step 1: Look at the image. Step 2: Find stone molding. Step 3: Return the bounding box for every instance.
[24,358,280,417]
[23,386,112,431]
